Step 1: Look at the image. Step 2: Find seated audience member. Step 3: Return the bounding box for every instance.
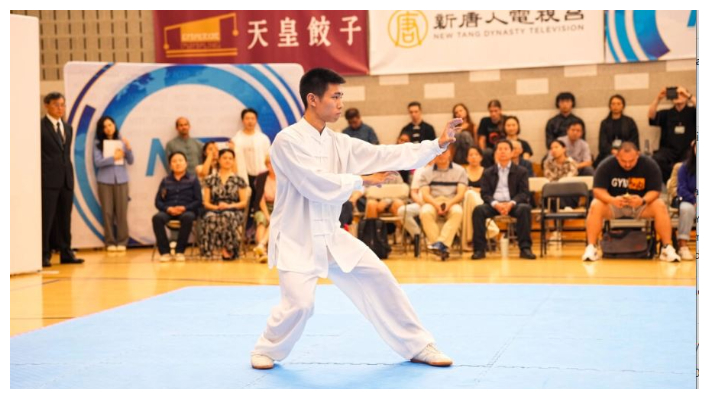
[195,141,219,183]
[676,141,696,261]
[400,101,436,143]
[252,155,276,263]
[419,151,467,260]
[472,140,536,260]
[649,86,697,182]
[511,139,534,177]
[502,116,532,160]
[200,149,249,260]
[450,103,475,165]
[477,100,506,150]
[545,92,585,148]
[396,160,435,257]
[558,121,593,176]
[544,139,578,182]
[396,131,414,184]
[596,94,639,167]
[153,152,203,262]
[340,187,365,229]
[342,108,379,145]
[582,142,681,262]
[462,146,499,250]
[364,172,406,219]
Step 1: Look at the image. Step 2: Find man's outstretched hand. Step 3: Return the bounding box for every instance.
[362,171,401,187]
[438,118,463,149]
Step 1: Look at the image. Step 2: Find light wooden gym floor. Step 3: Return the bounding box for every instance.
[10,242,696,337]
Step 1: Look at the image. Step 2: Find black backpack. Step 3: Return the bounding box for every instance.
[357,219,391,259]
[600,229,655,259]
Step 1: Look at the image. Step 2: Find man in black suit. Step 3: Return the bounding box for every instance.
[471,140,536,260]
[41,92,84,267]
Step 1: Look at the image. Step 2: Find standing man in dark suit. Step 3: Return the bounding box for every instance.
[471,140,536,260]
[41,92,84,267]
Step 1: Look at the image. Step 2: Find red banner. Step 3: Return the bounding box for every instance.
[153,10,368,75]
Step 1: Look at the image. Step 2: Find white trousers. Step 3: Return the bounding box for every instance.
[252,248,434,361]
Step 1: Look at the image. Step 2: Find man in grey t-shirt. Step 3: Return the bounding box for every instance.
[165,117,204,175]
[419,150,467,260]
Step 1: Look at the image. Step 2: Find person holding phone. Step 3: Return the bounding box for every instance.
[250,68,460,370]
[648,86,697,182]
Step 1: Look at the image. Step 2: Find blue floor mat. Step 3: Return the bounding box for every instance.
[10,284,695,388]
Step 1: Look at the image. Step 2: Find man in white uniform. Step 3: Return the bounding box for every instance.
[251,68,460,369]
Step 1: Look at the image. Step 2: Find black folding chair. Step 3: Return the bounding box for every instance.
[539,181,590,257]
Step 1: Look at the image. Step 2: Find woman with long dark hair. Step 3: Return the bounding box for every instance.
[597,94,639,166]
[450,103,475,165]
[676,141,696,260]
[93,116,134,251]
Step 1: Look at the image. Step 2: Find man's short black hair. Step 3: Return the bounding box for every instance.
[168,151,187,163]
[566,121,584,131]
[241,108,258,120]
[555,92,576,108]
[345,108,360,120]
[408,101,422,110]
[43,92,65,105]
[299,68,346,109]
[495,139,513,152]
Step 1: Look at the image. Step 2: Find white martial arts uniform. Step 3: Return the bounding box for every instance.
[252,118,446,361]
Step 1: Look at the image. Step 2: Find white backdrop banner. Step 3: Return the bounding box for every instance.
[64,62,304,248]
[369,10,604,75]
[605,10,696,63]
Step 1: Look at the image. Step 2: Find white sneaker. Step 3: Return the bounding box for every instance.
[106,245,117,252]
[678,246,694,261]
[175,253,186,262]
[659,245,681,262]
[159,254,172,262]
[116,245,127,252]
[410,343,453,367]
[251,354,274,370]
[582,244,599,261]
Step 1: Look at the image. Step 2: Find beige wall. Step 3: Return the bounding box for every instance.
[15,10,696,162]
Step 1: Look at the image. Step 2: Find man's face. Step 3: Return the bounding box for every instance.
[558,99,573,114]
[397,133,411,144]
[170,154,187,174]
[567,124,583,141]
[45,97,66,119]
[408,105,422,124]
[434,151,450,168]
[550,142,565,159]
[616,150,639,171]
[347,115,362,130]
[242,112,258,131]
[176,118,191,136]
[488,106,502,122]
[609,97,624,114]
[496,143,512,164]
[311,84,344,123]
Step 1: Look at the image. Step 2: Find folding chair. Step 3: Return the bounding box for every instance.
[539,181,590,257]
[365,183,411,253]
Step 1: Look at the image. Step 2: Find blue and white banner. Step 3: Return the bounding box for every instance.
[64,62,304,248]
[605,10,696,63]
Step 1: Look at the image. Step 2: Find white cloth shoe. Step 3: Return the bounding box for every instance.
[659,245,681,262]
[678,246,694,261]
[581,244,599,261]
[106,245,117,252]
[116,245,127,252]
[251,354,274,370]
[175,253,186,262]
[159,254,172,262]
[410,343,453,367]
